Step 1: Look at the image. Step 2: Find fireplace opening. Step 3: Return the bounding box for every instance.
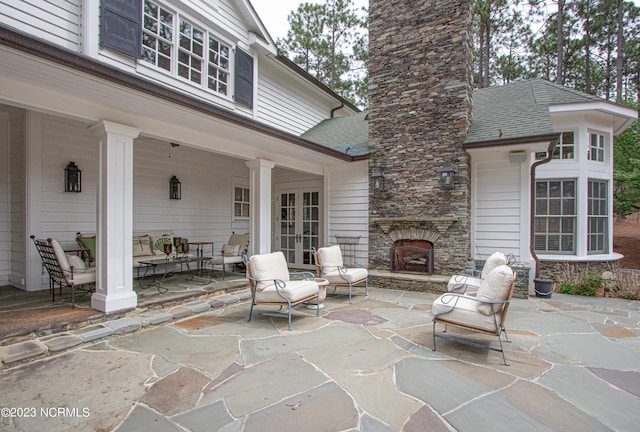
[391,239,434,275]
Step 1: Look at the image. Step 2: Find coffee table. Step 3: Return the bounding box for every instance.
[137,255,211,293]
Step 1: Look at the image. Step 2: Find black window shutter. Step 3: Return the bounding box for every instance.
[100,0,142,58]
[235,48,254,109]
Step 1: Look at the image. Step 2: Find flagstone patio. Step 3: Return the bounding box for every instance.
[1,284,639,432]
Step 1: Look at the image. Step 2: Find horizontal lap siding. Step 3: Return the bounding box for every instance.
[256,66,329,136]
[132,141,249,255]
[0,113,8,285]
[0,0,81,51]
[38,115,249,256]
[474,161,522,260]
[327,162,368,266]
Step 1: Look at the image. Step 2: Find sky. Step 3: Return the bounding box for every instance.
[252,0,640,42]
[251,0,368,41]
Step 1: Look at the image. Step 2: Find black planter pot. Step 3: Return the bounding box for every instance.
[534,278,554,298]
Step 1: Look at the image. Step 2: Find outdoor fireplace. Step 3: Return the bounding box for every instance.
[391,239,434,274]
[388,228,439,275]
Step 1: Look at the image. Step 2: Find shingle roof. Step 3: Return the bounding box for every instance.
[299,111,369,157]
[299,79,613,153]
[465,78,603,144]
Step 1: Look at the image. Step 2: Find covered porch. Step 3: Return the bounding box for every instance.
[0,33,361,314]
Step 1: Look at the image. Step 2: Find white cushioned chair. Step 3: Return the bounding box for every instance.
[432,264,516,365]
[313,245,368,303]
[31,235,97,306]
[446,251,507,295]
[246,251,320,330]
[207,233,249,280]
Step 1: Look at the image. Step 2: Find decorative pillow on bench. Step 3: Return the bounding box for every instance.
[133,235,154,257]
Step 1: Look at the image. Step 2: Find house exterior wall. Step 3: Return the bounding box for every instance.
[0,111,9,285]
[326,162,369,267]
[0,0,81,51]
[472,159,523,260]
[368,0,474,275]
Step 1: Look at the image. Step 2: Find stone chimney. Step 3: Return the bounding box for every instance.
[368,0,474,274]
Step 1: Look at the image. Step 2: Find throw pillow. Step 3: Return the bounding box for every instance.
[480,252,507,279]
[77,235,96,261]
[222,243,241,256]
[66,254,86,272]
[476,265,514,316]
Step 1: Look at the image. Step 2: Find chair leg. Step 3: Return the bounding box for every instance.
[497,332,509,366]
[248,300,255,322]
[432,321,437,352]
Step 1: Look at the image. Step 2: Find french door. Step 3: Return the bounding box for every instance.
[277,189,321,268]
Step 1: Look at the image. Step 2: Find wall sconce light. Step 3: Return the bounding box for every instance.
[64,161,82,192]
[169,175,181,200]
[441,165,455,189]
[371,171,385,191]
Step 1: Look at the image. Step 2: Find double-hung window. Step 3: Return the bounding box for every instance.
[142,1,173,71]
[141,0,233,98]
[234,186,250,220]
[588,133,605,162]
[588,180,608,254]
[534,179,576,253]
[536,131,575,160]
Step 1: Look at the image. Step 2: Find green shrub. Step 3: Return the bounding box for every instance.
[558,282,575,294]
[573,271,602,297]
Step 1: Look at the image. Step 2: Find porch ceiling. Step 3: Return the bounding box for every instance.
[0,43,351,176]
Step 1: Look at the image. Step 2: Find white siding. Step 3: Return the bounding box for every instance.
[0,111,8,285]
[8,109,26,288]
[473,161,522,260]
[34,114,250,258]
[327,162,369,267]
[0,0,81,50]
[256,60,332,135]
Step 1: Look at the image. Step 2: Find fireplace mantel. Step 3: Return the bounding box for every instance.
[371,216,458,234]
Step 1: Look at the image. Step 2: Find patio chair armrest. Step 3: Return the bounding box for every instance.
[434,293,510,318]
[290,271,316,280]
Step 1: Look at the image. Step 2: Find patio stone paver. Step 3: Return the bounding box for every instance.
[141,366,211,416]
[332,368,421,430]
[0,289,638,432]
[199,355,328,417]
[445,379,612,432]
[242,381,358,432]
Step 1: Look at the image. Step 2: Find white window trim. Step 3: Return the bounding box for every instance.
[140,0,234,102]
[587,131,607,163]
[232,180,250,222]
[534,178,577,255]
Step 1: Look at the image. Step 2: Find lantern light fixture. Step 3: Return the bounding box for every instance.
[371,171,385,191]
[64,161,82,193]
[440,165,455,189]
[169,175,181,200]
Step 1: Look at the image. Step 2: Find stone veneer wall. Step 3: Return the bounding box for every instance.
[368,0,475,276]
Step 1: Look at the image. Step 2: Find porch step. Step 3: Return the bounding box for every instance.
[0,281,251,369]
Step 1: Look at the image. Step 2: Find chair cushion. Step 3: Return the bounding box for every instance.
[50,239,71,273]
[222,243,241,256]
[323,268,368,284]
[255,279,318,303]
[249,251,290,291]
[76,234,96,261]
[228,233,249,253]
[66,254,86,271]
[133,235,154,257]
[476,265,514,316]
[210,255,243,265]
[447,275,482,294]
[68,266,96,285]
[480,252,507,279]
[432,294,503,332]
[317,245,344,274]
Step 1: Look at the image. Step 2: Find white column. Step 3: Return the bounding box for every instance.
[90,121,139,313]
[246,159,275,255]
